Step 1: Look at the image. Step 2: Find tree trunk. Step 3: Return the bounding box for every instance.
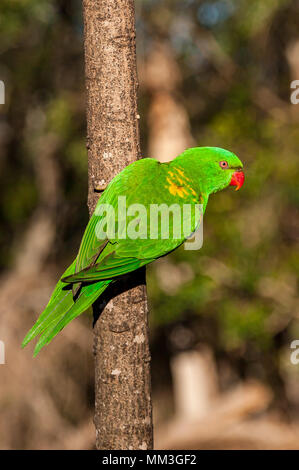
[82,0,153,450]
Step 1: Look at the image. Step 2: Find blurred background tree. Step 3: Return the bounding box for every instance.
[0,0,298,449]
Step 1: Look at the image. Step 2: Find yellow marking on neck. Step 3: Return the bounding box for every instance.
[166,177,188,198]
[188,186,197,196]
[168,168,198,199]
[176,176,184,185]
[177,186,188,198]
[176,168,190,181]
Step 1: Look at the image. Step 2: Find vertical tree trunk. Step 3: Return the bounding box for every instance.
[82,0,153,450]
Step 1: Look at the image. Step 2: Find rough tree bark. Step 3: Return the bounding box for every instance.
[82,0,153,450]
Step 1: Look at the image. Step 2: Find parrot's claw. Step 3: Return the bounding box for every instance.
[94,181,107,192]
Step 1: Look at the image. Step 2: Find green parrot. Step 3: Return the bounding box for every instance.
[22,146,244,356]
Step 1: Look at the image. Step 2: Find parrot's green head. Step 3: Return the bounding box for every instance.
[176,146,244,195]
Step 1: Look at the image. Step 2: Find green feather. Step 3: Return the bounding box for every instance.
[22,259,111,355]
[63,253,152,283]
[32,280,110,356]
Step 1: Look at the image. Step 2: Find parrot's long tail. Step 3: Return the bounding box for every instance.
[22,260,111,356]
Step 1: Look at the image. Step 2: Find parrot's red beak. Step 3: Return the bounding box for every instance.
[229,171,244,191]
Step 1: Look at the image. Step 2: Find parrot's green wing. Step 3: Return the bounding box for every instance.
[63,251,154,283]
[63,159,198,284]
[22,259,111,356]
[73,158,159,274]
[22,160,157,355]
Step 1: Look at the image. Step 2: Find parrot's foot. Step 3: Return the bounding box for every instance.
[94,181,107,192]
[72,282,82,299]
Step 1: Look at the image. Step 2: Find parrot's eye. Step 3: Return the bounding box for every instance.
[219,161,228,169]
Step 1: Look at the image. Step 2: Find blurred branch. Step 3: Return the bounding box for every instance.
[15,133,61,276]
[141,41,194,161]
